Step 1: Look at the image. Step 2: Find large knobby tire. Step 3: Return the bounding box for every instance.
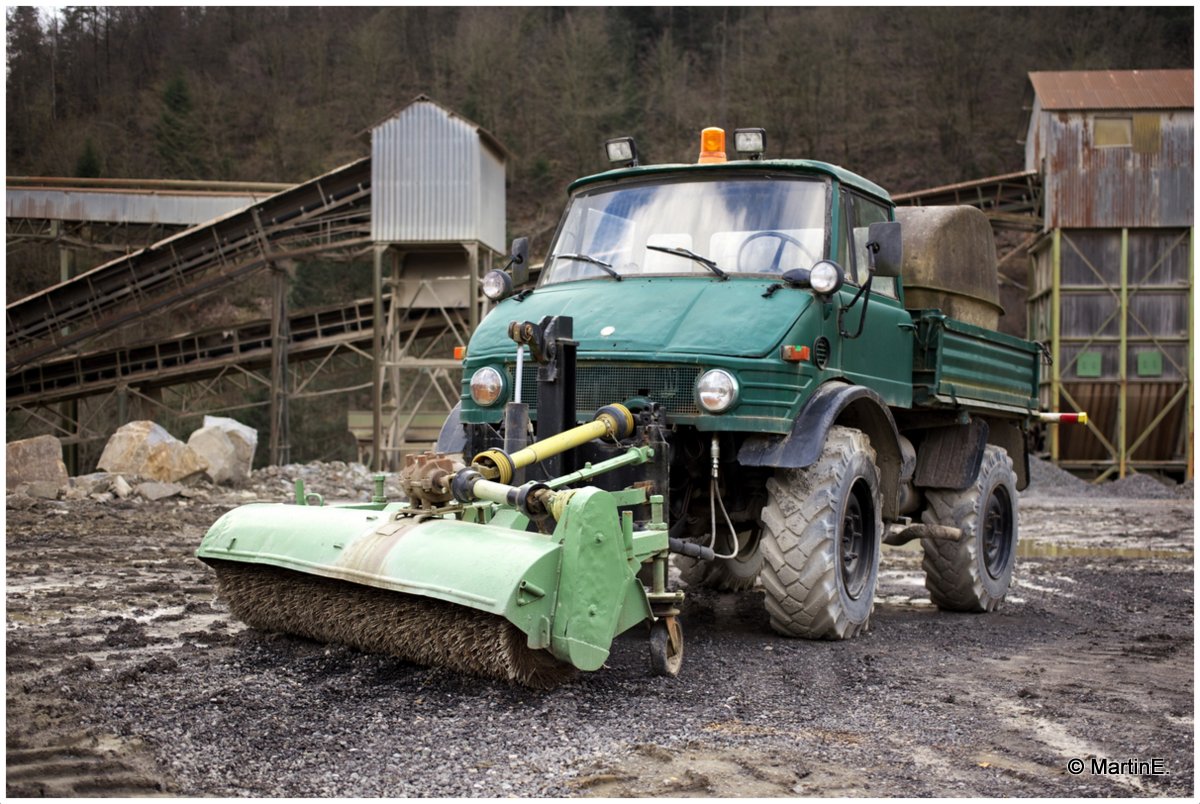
[759,426,883,639]
[920,445,1018,612]
[676,527,764,592]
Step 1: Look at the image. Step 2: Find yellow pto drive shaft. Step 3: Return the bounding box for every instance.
[471,403,634,484]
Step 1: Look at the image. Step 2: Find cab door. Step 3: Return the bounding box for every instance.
[833,190,913,408]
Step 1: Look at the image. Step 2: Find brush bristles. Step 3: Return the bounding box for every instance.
[208,561,574,689]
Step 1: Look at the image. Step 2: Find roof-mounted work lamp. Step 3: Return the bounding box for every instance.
[733,128,766,160]
[605,137,639,167]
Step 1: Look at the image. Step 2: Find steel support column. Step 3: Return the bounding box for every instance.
[56,221,79,474]
[1050,229,1061,462]
[467,242,481,332]
[268,263,291,466]
[116,385,129,424]
[372,246,385,472]
[1118,228,1128,479]
[1188,227,1195,481]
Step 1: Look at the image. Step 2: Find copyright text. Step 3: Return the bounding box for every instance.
[1066,757,1168,776]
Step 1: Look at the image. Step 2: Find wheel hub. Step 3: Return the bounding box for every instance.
[982,487,1014,579]
[840,480,875,599]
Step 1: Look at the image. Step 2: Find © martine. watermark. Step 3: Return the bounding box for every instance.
[1066,757,1169,776]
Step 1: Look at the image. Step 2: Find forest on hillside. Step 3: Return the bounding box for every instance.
[5,6,1193,465]
[7,6,1193,234]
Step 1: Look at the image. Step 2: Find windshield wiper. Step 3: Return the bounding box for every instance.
[645,245,728,280]
[555,253,622,281]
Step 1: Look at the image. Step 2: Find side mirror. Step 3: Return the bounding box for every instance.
[867,221,903,278]
[510,237,530,287]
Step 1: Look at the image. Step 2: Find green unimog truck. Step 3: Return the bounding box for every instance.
[200,126,1069,685]
[446,126,1046,641]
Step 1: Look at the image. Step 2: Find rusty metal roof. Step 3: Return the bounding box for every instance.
[1029,70,1193,110]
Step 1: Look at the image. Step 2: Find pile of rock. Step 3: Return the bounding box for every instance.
[246,461,379,502]
[95,417,258,486]
[6,417,262,508]
[6,420,388,510]
[1024,455,1191,499]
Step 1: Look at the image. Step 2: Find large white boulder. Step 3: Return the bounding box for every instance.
[97,421,206,483]
[187,416,257,484]
[187,427,237,484]
[6,434,70,495]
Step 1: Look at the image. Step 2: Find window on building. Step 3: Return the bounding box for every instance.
[1094,117,1133,148]
[1132,114,1162,155]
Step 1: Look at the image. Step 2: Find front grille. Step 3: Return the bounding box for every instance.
[510,362,700,418]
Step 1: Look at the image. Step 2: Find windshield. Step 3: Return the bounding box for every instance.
[542,176,828,285]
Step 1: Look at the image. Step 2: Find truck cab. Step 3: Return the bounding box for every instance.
[461,149,913,436]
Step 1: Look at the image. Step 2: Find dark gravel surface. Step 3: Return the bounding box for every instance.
[6,471,1194,797]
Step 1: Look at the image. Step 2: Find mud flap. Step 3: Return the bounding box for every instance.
[914,419,989,490]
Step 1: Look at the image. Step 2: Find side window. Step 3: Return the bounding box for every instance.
[847,194,897,299]
[837,192,851,277]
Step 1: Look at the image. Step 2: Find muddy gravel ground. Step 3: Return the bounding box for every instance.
[6,480,1194,797]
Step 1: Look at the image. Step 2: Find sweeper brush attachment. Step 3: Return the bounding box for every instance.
[197,405,693,686]
[211,562,574,688]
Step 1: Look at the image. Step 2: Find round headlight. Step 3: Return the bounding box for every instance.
[481,270,513,301]
[470,366,505,406]
[697,369,739,413]
[810,260,844,295]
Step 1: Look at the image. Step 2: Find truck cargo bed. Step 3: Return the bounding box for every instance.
[911,310,1040,415]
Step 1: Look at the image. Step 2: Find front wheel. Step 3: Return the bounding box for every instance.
[920,445,1019,612]
[759,426,882,639]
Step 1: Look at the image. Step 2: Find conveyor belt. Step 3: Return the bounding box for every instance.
[5,297,451,408]
[6,176,291,226]
[6,158,371,371]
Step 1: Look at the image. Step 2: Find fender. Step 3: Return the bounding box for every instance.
[737,381,905,519]
[435,402,468,454]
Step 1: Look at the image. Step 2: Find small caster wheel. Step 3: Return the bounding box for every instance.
[649,616,683,677]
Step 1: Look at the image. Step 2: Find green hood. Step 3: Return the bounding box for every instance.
[473,277,810,359]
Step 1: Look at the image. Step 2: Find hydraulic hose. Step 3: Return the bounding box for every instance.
[669,537,715,561]
[705,435,740,560]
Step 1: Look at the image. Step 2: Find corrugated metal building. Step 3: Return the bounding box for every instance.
[1024,70,1193,478]
[369,95,507,319]
[371,97,506,248]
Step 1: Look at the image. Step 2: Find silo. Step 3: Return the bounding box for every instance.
[370,95,507,325]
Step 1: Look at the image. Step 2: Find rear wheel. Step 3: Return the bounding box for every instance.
[759,426,882,639]
[921,445,1018,612]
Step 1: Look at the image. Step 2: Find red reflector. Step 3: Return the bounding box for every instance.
[781,345,811,362]
[454,346,467,360]
[1038,411,1088,425]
